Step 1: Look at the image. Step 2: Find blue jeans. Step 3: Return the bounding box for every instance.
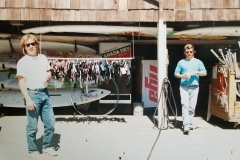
[25,90,55,153]
[180,85,199,126]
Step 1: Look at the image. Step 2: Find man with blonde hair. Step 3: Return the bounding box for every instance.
[174,44,207,134]
[17,34,58,158]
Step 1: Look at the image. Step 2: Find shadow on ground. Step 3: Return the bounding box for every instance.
[1,106,239,129]
[36,133,61,153]
[55,116,127,124]
[146,112,240,130]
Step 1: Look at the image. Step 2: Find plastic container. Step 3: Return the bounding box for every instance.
[133,102,144,116]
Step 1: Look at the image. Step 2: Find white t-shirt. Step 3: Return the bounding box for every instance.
[17,54,50,89]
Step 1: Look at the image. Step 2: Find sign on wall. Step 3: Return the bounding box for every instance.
[142,60,158,108]
[99,42,131,58]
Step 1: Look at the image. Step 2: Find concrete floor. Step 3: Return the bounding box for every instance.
[0,114,240,160]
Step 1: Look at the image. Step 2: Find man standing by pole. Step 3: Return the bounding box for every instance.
[17,34,58,159]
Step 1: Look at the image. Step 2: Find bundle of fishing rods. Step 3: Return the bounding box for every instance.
[210,46,240,78]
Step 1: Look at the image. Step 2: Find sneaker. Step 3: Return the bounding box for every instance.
[189,124,196,130]
[42,147,58,156]
[183,125,189,134]
[28,151,44,159]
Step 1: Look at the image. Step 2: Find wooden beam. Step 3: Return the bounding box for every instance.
[79,10,89,21]
[212,10,219,20]
[74,10,80,21]
[70,0,80,10]
[202,0,211,8]
[63,10,75,21]
[103,0,115,9]
[191,0,202,9]
[7,8,21,20]
[21,8,30,21]
[175,0,190,10]
[191,10,202,21]
[40,9,51,21]
[79,0,88,9]
[223,0,235,8]
[236,9,240,20]
[38,0,46,9]
[218,9,228,21]
[115,10,128,21]
[118,0,128,10]
[0,0,6,8]
[51,10,63,21]
[56,0,70,9]
[164,0,175,9]
[146,9,154,22]
[202,10,214,21]
[109,10,118,21]
[166,10,175,21]
[153,9,158,22]
[130,10,141,21]
[5,0,14,8]
[210,0,223,9]
[228,74,235,120]
[25,0,38,8]
[29,9,40,20]
[228,9,237,20]
[102,10,111,21]
[95,10,104,21]
[175,10,186,21]
[88,10,96,22]
[185,8,191,21]
[128,0,139,9]
[234,0,240,8]
[2,2,240,22]
[113,0,119,9]
[15,0,25,8]
[94,0,104,9]
[139,10,147,21]
[45,0,56,9]
[0,8,6,20]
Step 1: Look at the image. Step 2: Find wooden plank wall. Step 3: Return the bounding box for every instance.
[0,0,240,21]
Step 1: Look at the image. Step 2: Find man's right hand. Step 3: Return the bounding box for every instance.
[26,99,36,111]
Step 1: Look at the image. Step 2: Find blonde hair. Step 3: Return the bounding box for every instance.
[20,34,39,55]
[184,44,195,53]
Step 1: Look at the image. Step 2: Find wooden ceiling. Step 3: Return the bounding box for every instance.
[0,0,240,22]
[0,0,240,46]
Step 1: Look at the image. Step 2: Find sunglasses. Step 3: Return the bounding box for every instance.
[185,51,193,53]
[25,42,36,47]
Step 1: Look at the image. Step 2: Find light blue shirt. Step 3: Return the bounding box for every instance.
[174,58,207,86]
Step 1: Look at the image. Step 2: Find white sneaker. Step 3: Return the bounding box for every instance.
[189,124,196,130]
[28,151,44,159]
[183,125,189,134]
[42,147,58,156]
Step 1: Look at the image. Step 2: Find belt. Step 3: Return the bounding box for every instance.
[180,84,198,87]
[27,88,48,92]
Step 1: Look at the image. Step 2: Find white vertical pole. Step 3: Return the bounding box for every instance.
[157,2,167,129]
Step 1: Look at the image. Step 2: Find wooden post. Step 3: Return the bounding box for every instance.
[228,72,235,120]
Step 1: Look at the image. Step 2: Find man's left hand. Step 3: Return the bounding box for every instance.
[46,71,52,82]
